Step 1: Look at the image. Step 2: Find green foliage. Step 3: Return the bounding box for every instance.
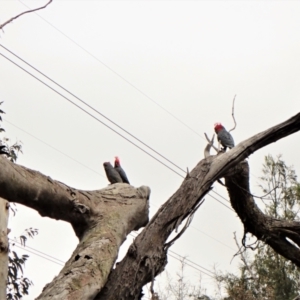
[7,229,38,300]
[7,252,32,300]
[217,155,300,300]
[0,102,35,300]
[1,137,23,163]
[0,103,22,163]
[259,154,300,220]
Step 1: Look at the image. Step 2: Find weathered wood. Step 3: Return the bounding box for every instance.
[225,161,300,267]
[0,112,299,299]
[97,112,300,300]
[36,184,150,300]
[96,156,214,300]
[0,157,150,300]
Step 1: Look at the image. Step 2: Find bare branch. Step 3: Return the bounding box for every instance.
[204,133,218,157]
[229,94,237,132]
[1,111,300,299]
[164,199,205,250]
[97,111,300,299]
[0,0,52,31]
[231,179,279,200]
[233,232,255,279]
[225,160,300,268]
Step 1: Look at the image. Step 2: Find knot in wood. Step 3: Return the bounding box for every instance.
[73,201,90,214]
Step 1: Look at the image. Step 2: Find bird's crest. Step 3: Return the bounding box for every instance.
[214,123,224,130]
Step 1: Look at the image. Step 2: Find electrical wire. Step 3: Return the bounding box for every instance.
[6,2,243,201]
[191,226,236,251]
[10,236,215,282]
[4,119,107,181]
[12,243,64,266]
[0,49,233,211]
[1,1,248,294]
[2,119,234,278]
[5,117,235,254]
[127,235,215,279]
[208,193,233,211]
[18,0,205,141]
[0,51,184,178]
[0,44,229,202]
[3,5,238,202]
[13,240,214,299]
[0,43,186,175]
[10,238,65,264]
[168,253,214,278]
[169,250,215,276]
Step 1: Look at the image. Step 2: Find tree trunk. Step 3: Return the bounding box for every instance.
[36,184,150,300]
[0,112,299,299]
[0,198,9,299]
[96,112,300,299]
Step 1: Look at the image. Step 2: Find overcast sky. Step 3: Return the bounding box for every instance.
[1,0,300,299]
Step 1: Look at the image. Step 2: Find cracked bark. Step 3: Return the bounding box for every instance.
[97,112,300,299]
[0,112,299,299]
[0,156,150,300]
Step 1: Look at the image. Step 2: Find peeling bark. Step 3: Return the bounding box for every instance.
[96,157,213,300]
[0,157,150,299]
[0,112,299,299]
[36,184,150,300]
[97,112,300,299]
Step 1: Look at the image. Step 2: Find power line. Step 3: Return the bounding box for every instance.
[208,193,233,211]
[10,235,215,282]
[0,50,233,211]
[18,0,205,141]
[2,0,243,293]
[4,119,107,181]
[0,36,234,206]
[0,44,231,206]
[129,233,215,279]
[169,250,215,276]
[191,226,236,251]
[0,51,184,179]
[12,243,64,266]
[12,3,239,201]
[1,128,231,285]
[0,43,186,175]
[7,2,240,203]
[3,122,233,285]
[6,118,235,254]
[12,240,212,300]
[168,253,214,279]
[10,238,65,264]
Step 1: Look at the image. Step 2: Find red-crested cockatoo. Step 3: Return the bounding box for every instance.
[103,162,123,184]
[114,156,130,184]
[214,123,235,152]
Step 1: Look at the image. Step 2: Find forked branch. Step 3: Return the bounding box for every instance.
[204,133,218,157]
[98,112,300,299]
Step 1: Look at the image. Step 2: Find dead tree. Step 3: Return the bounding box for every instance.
[0,112,299,299]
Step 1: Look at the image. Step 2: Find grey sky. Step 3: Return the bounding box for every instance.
[1,0,300,298]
